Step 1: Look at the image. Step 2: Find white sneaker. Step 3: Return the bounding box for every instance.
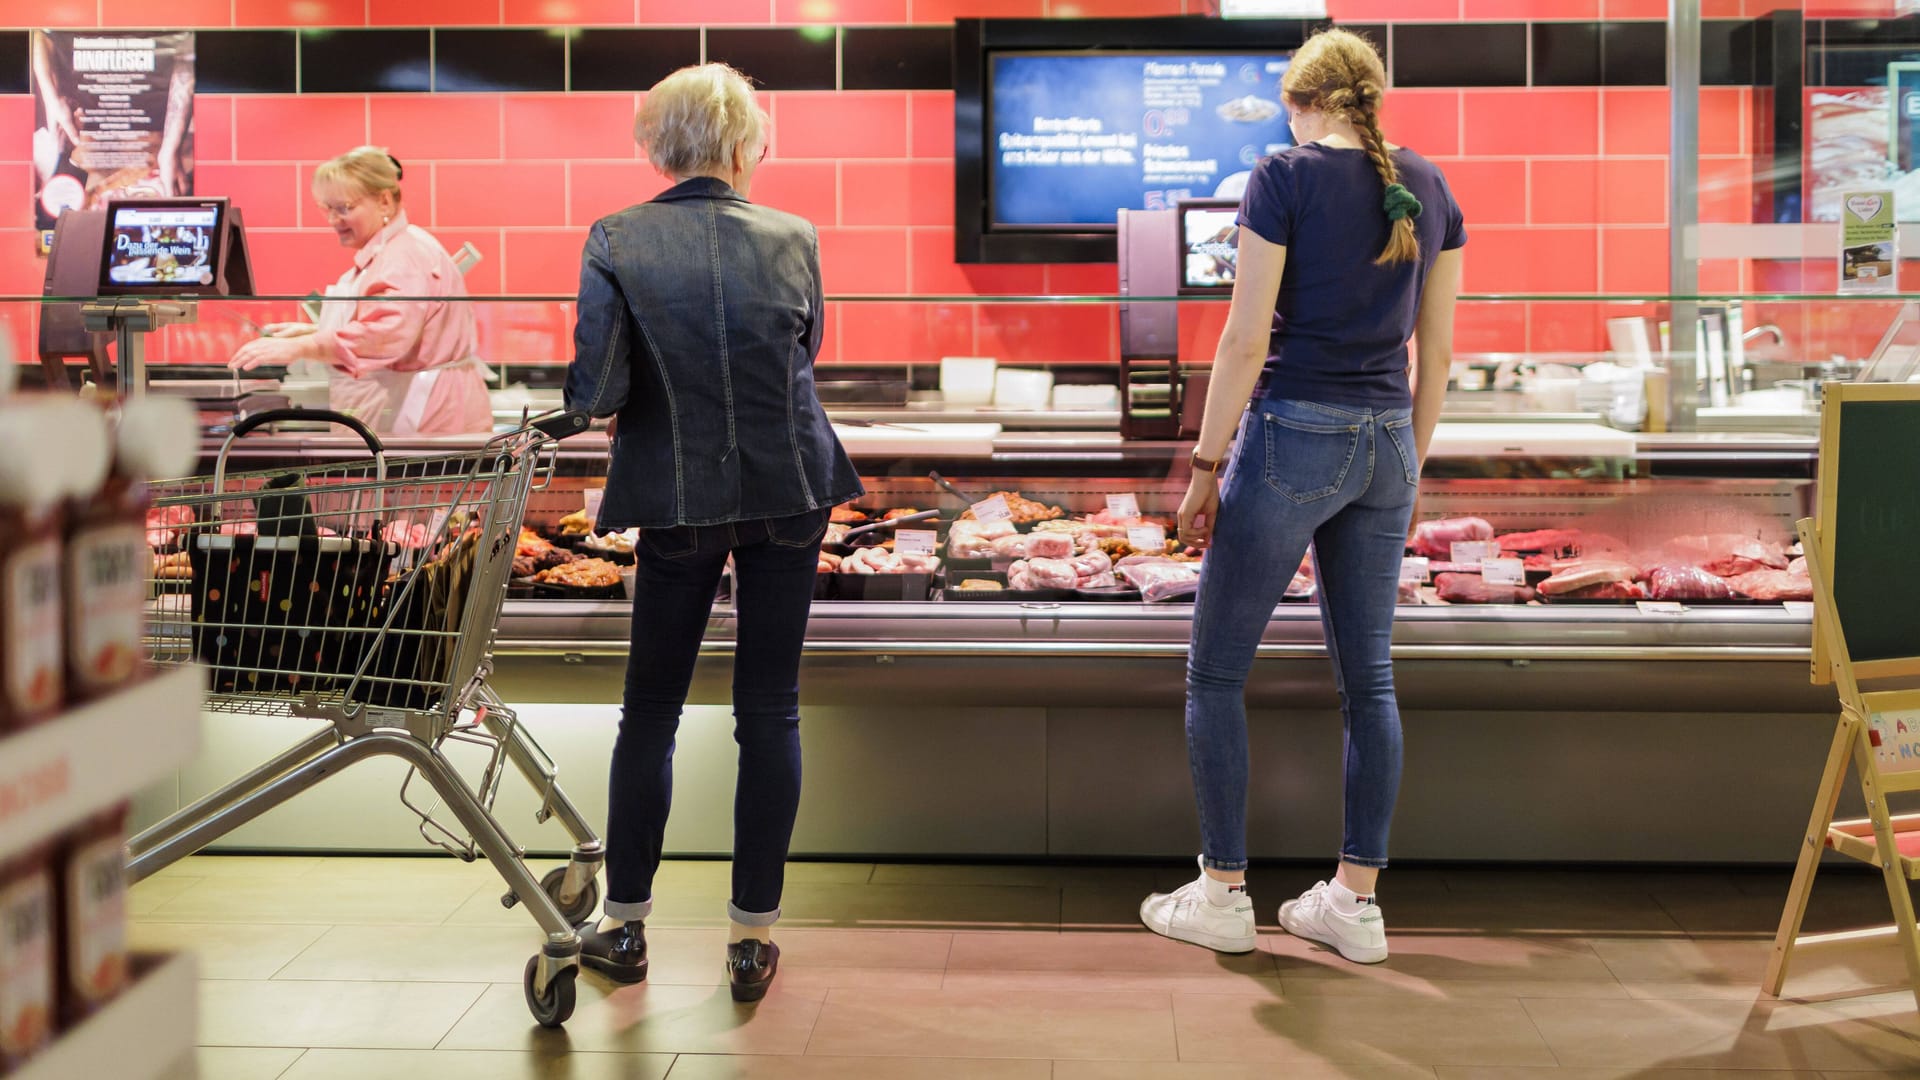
[1139,874,1257,954]
[1278,881,1388,964]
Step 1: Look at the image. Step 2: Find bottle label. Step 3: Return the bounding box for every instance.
[0,873,53,1059]
[4,541,62,719]
[63,837,126,1006]
[69,525,146,693]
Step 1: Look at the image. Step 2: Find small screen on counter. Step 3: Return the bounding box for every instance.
[1179,201,1240,292]
[99,199,225,292]
[988,51,1290,229]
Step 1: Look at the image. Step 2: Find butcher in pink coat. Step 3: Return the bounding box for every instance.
[230,146,491,437]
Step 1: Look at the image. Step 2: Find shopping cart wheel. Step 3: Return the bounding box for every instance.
[524,955,577,1028]
[542,865,601,926]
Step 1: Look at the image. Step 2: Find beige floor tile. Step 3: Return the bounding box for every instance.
[1820,1072,1920,1079]
[278,1048,674,1080]
[182,1046,308,1080]
[869,862,1156,888]
[805,986,1179,1061]
[1596,936,1916,1001]
[947,929,1273,978]
[1387,893,1686,935]
[1434,1069,1820,1080]
[1441,869,1746,898]
[661,1055,1052,1079]
[1057,1063,1436,1080]
[271,924,559,983]
[941,971,1281,995]
[1273,932,1614,982]
[1655,883,1905,938]
[150,855,326,881]
[773,883,1061,931]
[650,859,877,890]
[128,920,330,980]
[1521,994,1920,1071]
[439,980,824,1055]
[198,979,486,1049]
[1280,975,1629,1000]
[131,874,204,916]
[1169,991,1556,1066]
[577,926,950,988]
[143,871,491,925]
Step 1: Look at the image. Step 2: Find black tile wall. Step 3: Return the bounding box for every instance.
[1702,18,1755,86]
[1533,22,1665,86]
[706,28,837,91]
[198,30,297,94]
[1820,16,1920,46]
[434,28,565,93]
[1392,22,1526,88]
[1816,43,1920,88]
[842,27,953,91]
[570,28,699,91]
[300,29,428,94]
[0,33,27,95]
[1340,22,1389,69]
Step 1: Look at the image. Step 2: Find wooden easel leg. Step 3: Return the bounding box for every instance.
[1765,713,1858,997]
[1855,732,1920,1012]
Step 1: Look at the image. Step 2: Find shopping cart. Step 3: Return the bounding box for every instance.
[133,408,601,1027]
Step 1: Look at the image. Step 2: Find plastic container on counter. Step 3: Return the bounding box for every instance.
[55,802,129,1028]
[0,849,55,1072]
[0,401,80,733]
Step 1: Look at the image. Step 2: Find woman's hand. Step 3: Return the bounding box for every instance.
[1177,472,1221,550]
[260,322,317,338]
[230,334,315,372]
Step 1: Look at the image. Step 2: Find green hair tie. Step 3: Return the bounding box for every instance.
[1383,183,1423,222]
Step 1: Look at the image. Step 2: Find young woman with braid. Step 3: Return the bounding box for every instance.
[1139,29,1465,963]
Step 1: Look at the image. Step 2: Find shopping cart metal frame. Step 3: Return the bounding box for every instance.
[131,407,600,1027]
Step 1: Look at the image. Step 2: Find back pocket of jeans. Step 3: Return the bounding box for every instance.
[1383,416,1419,486]
[1263,409,1359,503]
[641,526,700,560]
[766,508,829,548]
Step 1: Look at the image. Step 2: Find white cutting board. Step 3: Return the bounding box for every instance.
[832,422,1002,457]
[1428,423,1636,459]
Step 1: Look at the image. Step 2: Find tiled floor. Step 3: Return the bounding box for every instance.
[134,855,1920,1080]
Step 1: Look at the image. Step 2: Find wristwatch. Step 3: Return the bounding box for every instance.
[1190,450,1224,474]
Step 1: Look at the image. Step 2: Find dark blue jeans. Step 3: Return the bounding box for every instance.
[603,508,828,927]
[1188,398,1420,873]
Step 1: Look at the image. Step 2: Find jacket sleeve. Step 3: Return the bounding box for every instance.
[565,221,632,418]
[322,272,430,377]
[804,227,825,366]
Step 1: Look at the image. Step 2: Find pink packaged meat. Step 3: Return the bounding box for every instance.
[1008,557,1079,591]
[1726,569,1813,602]
[1646,565,1739,601]
[1537,559,1639,596]
[1409,517,1494,559]
[1117,557,1201,602]
[1496,528,1585,554]
[991,532,1074,561]
[1552,580,1647,601]
[1435,572,1533,604]
[948,519,1017,558]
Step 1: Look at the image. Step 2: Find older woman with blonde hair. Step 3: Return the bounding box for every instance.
[565,63,861,1002]
[231,146,489,436]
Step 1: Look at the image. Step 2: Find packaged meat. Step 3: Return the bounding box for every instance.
[991,532,1074,561]
[1537,559,1639,596]
[1701,538,1789,577]
[1118,558,1201,602]
[817,551,843,573]
[1397,579,1421,604]
[1009,557,1079,591]
[842,547,941,575]
[1551,580,1647,601]
[1077,571,1120,590]
[1496,528,1585,554]
[1409,517,1494,559]
[1435,572,1533,604]
[1646,565,1739,601]
[948,518,1017,558]
[145,504,195,550]
[1788,556,1808,577]
[1068,550,1113,582]
[1727,569,1814,602]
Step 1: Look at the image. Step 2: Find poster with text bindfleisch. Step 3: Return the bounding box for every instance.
[30,30,195,254]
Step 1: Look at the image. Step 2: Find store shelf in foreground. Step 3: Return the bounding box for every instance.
[15,952,198,1080]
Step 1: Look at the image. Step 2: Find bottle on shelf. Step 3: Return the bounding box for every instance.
[0,401,79,734]
[53,801,129,1031]
[0,847,55,1072]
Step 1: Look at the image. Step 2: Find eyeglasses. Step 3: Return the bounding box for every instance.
[318,196,369,220]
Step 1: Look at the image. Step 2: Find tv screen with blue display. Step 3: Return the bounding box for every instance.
[988,51,1291,230]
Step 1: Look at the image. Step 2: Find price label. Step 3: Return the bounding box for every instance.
[1104,494,1142,520]
[895,529,937,556]
[1481,558,1526,586]
[1128,524,1168,553]
[1400,557,1430,583]
[1636,601,1687,615]
[971,494,1012,524]
[1451,540,1499,563]
[584,488,605,522]
[1783,601,1816,619]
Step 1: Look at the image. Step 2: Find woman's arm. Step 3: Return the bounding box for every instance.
[1177,229,1287,547]
[1410,247,1462,463]
[565,222,632,418]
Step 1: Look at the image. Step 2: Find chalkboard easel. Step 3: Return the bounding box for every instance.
[1768,382,1920,1010]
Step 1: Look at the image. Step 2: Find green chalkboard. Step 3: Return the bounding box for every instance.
[1832,399,1920,665]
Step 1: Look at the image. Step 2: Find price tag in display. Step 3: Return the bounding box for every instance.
[1451,540,1499,563]
[584,488,605,522]
[1104,493,1142,520]
[895,529,938,556]
[1481,558,1526,586]
[971,494,1013,524]
[1636,601,1687,616]
[1128,524,1169,553]
[1400,557,1431,583]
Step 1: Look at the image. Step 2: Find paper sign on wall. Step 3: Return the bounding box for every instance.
[1869,708,1920,773]
[1840,190,1899,295]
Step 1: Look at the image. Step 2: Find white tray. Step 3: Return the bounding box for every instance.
[16,952,197,1080]
[1428,423,1637,459]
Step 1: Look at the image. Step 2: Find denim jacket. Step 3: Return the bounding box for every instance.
[565,177,864,528]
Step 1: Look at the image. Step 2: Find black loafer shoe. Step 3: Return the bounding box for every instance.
[727,939,779,1002]
[578,920,649,984]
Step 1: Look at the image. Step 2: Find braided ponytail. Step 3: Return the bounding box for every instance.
[1282,28,1420,266]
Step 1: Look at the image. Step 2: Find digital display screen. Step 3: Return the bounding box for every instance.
[1181,203,1240,291]
[989,51,1290,229]
[102,201,220,288]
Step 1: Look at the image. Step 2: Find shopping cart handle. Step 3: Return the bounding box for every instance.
[229,408,386,455]
[531,410,591,440]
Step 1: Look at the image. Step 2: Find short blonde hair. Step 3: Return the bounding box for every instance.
[313,145,403,204]
[635,64,767,179]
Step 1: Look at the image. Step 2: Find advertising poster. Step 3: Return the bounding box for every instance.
[1840,189,1898,294]
[989,52,1291,227]
[31,30,195,254]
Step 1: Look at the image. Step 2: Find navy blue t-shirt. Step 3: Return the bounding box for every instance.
[1236,143,1466,408]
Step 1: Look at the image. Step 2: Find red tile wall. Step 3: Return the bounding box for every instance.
[3,2,1698,364]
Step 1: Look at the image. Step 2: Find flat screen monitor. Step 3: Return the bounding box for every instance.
[1178,199,1241,294]
[987,51,1290,232]
[98,197,228,294]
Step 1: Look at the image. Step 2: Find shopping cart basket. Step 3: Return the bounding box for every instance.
[133,408,600,1027]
